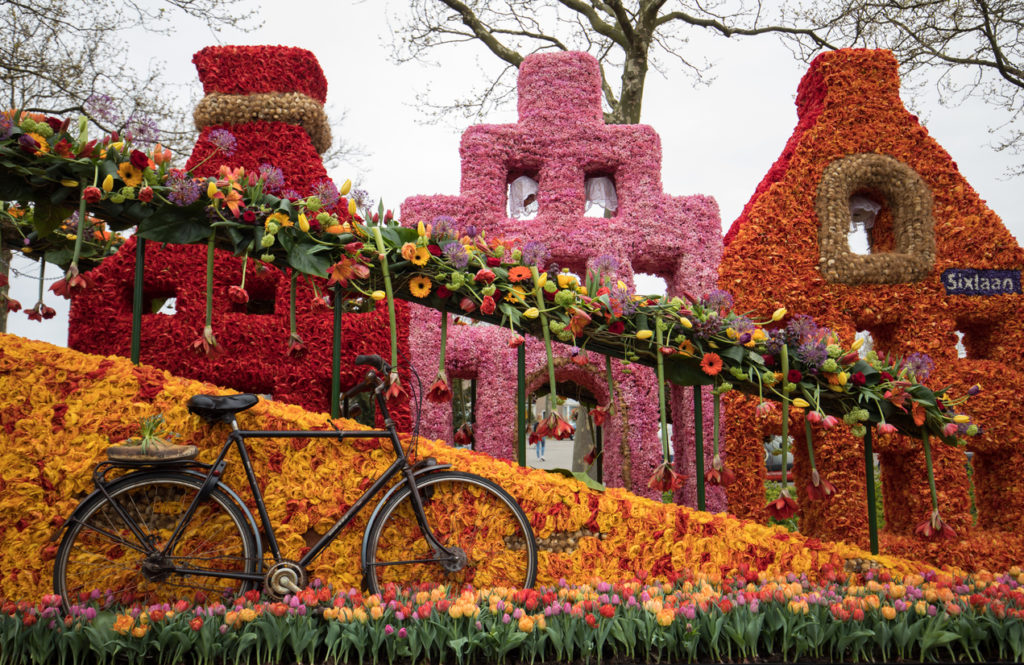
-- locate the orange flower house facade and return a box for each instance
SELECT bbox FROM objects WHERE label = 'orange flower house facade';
[719,48,1024,569]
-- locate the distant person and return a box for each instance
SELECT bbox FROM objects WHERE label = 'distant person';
[530,417,546,461]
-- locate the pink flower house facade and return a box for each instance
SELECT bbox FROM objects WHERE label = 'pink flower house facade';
[401,52,723,503]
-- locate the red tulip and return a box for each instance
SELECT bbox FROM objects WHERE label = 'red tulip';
[806,468,837,501]
[648,462,685,492]
[590,405,609,426]
[426,373,453,403]
[915,510,956,541]
[766,490,799,520]
[704,454,736,487]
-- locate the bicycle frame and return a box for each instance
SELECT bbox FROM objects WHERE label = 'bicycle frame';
[130,384,458,584]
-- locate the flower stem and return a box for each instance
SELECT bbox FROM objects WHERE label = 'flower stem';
[713,392,720,458]
[289,270,298,338]
[438,309,448,369]
[36,259,44,302]
[922,429,939,512]
[780,344,790,490]
[655,323,670,465]
[239,252,248,290]
[804,417,817,471]
[204,234,214,329]
[605,354,615,412]
[69,186,88,277]
[531,267,558,404]
[372,227,399,369]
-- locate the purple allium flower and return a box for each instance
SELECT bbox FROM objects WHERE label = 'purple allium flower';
[0,115,13,140]
[280,188,300,201]
[85,93,121,125]
[693,314,724,341]
[166,170,202,206]
[443,242,470,269]
[521,240,550,267]
[795,341,829,372]
[903,351,934,382]
[350,187,372,210]
[125,113,159,146]
[701,289,734,312]
[259,164,285,194]
[610,283,636,317]
[785,314,820,346]
[312,179,340,209]
[208,128,236,156]
[591,254,620,277]
[431,215,459,241]
[730,315,754,334]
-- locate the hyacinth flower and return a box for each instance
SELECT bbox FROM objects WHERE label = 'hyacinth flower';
[916,429,957,541]
[803,419,837,501]
[427,311,452,403]
[705,391,736,487]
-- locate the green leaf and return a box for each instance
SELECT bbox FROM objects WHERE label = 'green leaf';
[138,206,212,244]
[664,357,715,386]
[547,467,605,492]
[31,198,70,236]
[287,243,331,277]
[719,345,746,364]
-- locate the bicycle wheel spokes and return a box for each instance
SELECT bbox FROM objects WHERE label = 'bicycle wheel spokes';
[57,476,257,608]
[367,473,537,591]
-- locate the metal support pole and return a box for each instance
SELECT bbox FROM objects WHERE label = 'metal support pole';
[693,384,705,510]
[517,343,526,466]
[130,237,145,365]
[864,427,879,555]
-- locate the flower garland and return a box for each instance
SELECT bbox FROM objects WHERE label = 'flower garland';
[0,333,947,602]
[719,48,1024,563]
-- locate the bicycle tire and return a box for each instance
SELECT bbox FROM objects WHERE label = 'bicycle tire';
[363,471,538,593]
[54,472,260,609]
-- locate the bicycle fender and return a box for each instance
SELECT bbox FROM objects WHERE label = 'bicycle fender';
[358,463,452,566]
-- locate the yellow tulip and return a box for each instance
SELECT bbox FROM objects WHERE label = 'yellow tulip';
[61,179,78,188]
[523,307,539,319]
[348,199,358,217]
[339,179,352,195]
[836,371,848,386]
[102,174,114,192]
[535,272,547,289]
[679,317,693,328]
[206,181,218,198]
[636,329,653,340]
[771,307,787,321]
[850,337,864,351]
[371,291,386,301]
[417,221,427,237]
[791,398,810,408]
[298,213,310,232]
[953,414,970,423]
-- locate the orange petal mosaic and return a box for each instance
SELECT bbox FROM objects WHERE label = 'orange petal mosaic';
[0,333,929,601]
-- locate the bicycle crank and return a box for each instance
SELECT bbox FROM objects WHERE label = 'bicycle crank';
[265,560,308,599]
[438,545,468,573]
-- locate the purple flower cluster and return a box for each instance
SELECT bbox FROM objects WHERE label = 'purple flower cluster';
[311,179,340,209]
[125,113,159,146]
[442,242,470,269]
[521,240,550,268]
[795,341,829,373]
[166,170,202,206]
[208,128,237,156]
[701,289,734,312]
[259,164,285,194]
[692,314,724,341]
[432,216,460,242]
[84,93,122,126]
[903,352,935,382]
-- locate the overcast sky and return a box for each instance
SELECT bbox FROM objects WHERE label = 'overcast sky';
[7,1,1022,346]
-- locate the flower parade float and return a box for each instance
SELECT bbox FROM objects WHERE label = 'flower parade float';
[719,48,1024,570]
[400,51,723,505]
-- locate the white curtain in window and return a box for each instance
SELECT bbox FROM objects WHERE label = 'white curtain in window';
[509,175,539,218]
[585,176,618,214]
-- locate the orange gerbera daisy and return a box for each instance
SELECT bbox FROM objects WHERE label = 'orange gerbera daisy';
[508,266,532,282]
[700,352,723,376]
[409,275,431,298]
[411,246,431,266]
[117,162,143,187]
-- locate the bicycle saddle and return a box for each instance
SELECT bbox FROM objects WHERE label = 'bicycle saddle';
[187,393,259,424]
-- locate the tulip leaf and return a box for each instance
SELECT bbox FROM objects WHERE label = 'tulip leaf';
[138,207,212,244]
[719,345,746,364]
[664,357,715,386]
[287,242,330,277]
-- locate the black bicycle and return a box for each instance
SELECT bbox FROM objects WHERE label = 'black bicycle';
[53,354,538,608]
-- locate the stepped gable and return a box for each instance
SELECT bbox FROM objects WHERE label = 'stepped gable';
[401,51,723,505]
[69,46,409,424]
[720,48,1024,564]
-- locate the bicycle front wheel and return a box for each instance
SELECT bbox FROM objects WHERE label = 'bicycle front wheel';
[363,471,538,593]
[54,472,260,608]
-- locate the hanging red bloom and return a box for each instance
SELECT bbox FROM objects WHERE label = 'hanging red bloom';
[459,297,476,313]
[766,490,799,520]
[704,454,736,487]
[3,297,22,313]
[453,422,474,446]
[191,325,219,357]
[535,411,574,440]
[648,462,685,492]
[228,285,250,305]
[590,404,609,426]
[287,332,306,358]
[50,264,94,299]
[473,268,496,284]
[806,468,837,501]
[568,307,592,336]
[583,446,598,466]
[915,509,957,541]
[385,370,405,403]
[480,295,496,315]
[507,334,525,348]
[426,372,453,403]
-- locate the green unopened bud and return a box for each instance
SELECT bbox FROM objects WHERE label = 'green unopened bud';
[549,321,566,334]
[511,249,522,262]
[827,344,842,358]
[556,329,574,342]
[261,234,275,248]
[762,371,777,385]
[317,212,331,224]
[822,358,839,373]
[119,186,136,199]
[554,290,575,307]
[305,196,322,212]
[783,382,797,393]
[966,424,978,436]
[850,424,867,437]
[543,281,558,294]
[669,297,684,310]
[265,221,280,235]
[713,382,733,395]
[109,194,126,204]
[260,253,275,263]
[729,367,746,380]
[448,272,465,290]
[481,284,496,297]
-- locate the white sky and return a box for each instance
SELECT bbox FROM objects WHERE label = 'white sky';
[7,0,1022,346]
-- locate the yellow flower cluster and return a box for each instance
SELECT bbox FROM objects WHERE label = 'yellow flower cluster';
[0,333,930,600]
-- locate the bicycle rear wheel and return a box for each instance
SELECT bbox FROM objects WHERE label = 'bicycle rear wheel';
[54,472,259,608]
[363,471,538,593]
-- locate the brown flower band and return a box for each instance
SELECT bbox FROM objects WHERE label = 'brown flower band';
[193,91,331,154]
[816,152,935,284]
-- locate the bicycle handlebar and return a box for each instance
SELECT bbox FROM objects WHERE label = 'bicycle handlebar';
[355,354,391,374]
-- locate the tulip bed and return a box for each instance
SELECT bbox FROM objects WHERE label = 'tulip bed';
[5,572,1024,665]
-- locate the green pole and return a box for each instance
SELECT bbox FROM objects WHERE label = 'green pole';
[864,426,879,555]
[693,384,705,510]
[331,285,342,419]
[517,342,526,467]
[130,237,145,365]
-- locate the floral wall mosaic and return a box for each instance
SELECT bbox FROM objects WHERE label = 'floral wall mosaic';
[401,52,723,504]
[719,48,1024,564]
[67,45,409,425]
[0,333,950,601]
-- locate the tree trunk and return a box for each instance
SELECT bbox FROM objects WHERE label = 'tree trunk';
[0,246,9,333]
